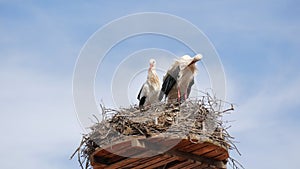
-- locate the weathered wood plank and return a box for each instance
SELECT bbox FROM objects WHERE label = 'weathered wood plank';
[179,142,210,152]
[122,155,159,168]
[172,139,192,149]
[168,160,194,169]
[102,141,131,156]
[213,152,229,161]
[192,145,218,156]
[184,161,202,168]
[109,146,150,164]
[90,137,229,169]
[143,156,179,169]
[132,155,170,169]
[103,157,141,169]
[166,149,226,168]
[91,148,110,161]
[160,138,182,148]
[198,163,209,168]
[93,164,107,169]
[203,147,226,158]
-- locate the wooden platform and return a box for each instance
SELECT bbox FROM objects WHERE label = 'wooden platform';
[90,136,228,169]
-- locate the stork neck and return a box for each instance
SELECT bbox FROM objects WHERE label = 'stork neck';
[148,66,156,72]
[147,67,157,79]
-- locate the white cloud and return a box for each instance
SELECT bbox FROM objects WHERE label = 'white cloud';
[224,65,300,168]
[227,68,300,132]
[1,1,300,169]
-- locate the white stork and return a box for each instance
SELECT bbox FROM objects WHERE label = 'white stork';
[159,54,203,103]
[137,59,161,109]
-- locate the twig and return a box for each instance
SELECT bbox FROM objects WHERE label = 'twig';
[71,93,243,169]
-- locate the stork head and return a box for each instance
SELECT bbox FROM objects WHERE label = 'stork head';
[188,54,203,66]
[194,54,203,61]
[149,58,156,69]
[181,55,192,60]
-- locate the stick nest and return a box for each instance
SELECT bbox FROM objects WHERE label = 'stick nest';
[71,94,244,169]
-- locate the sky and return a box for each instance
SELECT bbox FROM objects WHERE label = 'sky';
[1,0,300,168]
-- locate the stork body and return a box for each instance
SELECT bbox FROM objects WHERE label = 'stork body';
[159,54,202,103]
[137,59,161,109]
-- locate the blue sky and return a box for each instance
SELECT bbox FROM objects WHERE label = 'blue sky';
[1,0,300,168]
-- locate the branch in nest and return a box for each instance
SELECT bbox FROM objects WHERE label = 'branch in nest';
[71,94,242,169]
[229,157,245,169]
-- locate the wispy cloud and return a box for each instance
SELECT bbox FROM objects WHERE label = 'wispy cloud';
[225,57,300,168]
[1,1,300,169]
[0,64,81,168]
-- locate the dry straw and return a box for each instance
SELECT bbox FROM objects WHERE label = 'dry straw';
[71,93,244,169]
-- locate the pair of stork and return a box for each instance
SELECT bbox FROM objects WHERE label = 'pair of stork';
[137,54,203,109]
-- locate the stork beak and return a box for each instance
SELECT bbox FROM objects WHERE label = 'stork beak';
[188,54,203,66]
[194,54,203,61]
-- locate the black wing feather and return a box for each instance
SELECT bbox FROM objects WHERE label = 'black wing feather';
[139,96,146,106]
[159,66,180,101]
[137,84,144,100]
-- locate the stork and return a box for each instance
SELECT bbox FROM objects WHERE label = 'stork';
[137,59,161,109]
[159,54,202,103]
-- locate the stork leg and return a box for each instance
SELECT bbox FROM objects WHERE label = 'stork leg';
[177,87,181,102]
[184,90,188,107]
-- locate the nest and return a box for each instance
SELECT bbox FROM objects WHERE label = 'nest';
[71,94,244,169]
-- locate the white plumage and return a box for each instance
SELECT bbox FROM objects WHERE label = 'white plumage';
[159,54,203,103]
[137,59,161,109]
